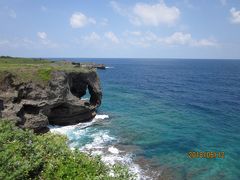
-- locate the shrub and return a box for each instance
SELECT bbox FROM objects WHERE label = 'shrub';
[0,120,135,180]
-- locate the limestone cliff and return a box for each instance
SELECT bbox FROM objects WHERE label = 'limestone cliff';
[0,70,102,133]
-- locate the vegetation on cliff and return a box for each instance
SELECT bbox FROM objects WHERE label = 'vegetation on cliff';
[0,56,103,132]
[0,120,135,179]
[0,57,134,179]
[0,56,94,85]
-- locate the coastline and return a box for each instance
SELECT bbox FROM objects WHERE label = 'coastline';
[1,57,240,179]
[49,113,173,180]
[0,57,103,133]
[0,57,139,179]
[49,114,151,179]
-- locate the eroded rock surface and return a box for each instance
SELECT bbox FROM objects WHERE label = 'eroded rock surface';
[0,70,102,133]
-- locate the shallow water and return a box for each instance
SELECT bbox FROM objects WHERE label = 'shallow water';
[51,59,240,179]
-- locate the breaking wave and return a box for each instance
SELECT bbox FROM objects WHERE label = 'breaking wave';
[49,114,149,179]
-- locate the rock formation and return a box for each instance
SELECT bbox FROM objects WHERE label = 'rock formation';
[72,62,106,69]
[0,70,102,133]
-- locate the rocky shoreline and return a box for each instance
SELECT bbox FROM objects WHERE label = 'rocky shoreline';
[0,58,104,133]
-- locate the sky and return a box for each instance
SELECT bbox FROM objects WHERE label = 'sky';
[0,0,240,59]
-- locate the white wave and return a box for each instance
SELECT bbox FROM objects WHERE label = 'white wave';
[81,98,89,101]
[75,119,96,129]
[105,66,114,69]
[95,114,109,120]
[48,124,76,135]
[80,130,115,151]
[79,131,147,180]
[101,148,144,180]
[48,114,148,179]
[49,114,109,134]
[108,146,119,154]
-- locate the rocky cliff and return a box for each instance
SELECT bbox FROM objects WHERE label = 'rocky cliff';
[0,70,102,133]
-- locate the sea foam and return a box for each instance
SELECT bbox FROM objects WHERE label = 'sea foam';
[49,114,148,180]
[49,114,109,134]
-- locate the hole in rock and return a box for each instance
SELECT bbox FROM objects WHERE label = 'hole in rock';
[81,88,91,101]
[69,75,88,99]
[68,75,93,102]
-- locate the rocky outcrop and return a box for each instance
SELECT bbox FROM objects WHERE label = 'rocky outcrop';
[72,62,106,69]
[0,70,102,133]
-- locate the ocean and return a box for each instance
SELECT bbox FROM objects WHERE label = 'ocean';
[50,59,240,180]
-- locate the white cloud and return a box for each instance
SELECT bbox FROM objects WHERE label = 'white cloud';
[161,32,192,45]
[36,32,59,48]
[132,2,180,26]
[126,31,218,47]
[83,32,101,41]
[77,32,120,45]
[191,39,218,47]
[70,12,96,28]
[77,31,217,48]
[37,32,47,40]
[230,8,240,24]
[161,32,218,47]
[110,1,180,26]
[104,32,120,44]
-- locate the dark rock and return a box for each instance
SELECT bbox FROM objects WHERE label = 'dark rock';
[72,62,80,66]
[93,64,106,70]
[0,70,102,133]
[71,62,106,70]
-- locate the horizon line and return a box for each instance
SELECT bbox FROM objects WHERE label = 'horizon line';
[1,56,240,60]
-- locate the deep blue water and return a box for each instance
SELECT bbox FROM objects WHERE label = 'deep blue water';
[53,59,240,179]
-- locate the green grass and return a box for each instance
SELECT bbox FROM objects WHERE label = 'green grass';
[37,68,52,82]
[0,57,94,85]
[0,120,136,179]
[0,56,50,64]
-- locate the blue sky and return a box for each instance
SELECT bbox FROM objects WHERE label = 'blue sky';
[0,0,240,59]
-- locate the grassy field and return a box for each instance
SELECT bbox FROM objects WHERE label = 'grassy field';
[0,56,94,85]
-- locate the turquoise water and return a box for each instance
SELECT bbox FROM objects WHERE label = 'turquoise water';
[51,59,240,179]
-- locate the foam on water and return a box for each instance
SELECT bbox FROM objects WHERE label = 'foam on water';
[81,98,89,101]
[95,114,109,119]
[79,131,147,179]
[49,114,149,179]
[80,130,114,150]
[49,114,109,134]
[108,146,119,154]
